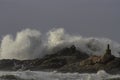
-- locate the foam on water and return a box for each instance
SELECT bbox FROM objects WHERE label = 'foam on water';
[0,70,119,80]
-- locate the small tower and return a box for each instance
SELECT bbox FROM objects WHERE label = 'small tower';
[105,44,111,55]
[70,45,76,53]
[101,44,115,63]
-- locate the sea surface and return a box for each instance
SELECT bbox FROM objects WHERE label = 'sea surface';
[0,70,120,80]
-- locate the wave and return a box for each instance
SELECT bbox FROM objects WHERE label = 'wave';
[0,70,120,80]
[0,28,120,60]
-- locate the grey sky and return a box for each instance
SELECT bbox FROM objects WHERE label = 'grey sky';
[0,0,120,42]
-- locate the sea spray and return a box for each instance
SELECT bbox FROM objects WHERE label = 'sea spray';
[0,70,119,80]
[0,28,120,60]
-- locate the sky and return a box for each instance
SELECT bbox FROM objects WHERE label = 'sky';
[0,0,120,42]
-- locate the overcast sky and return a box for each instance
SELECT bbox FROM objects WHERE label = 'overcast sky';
[0,0,120,42]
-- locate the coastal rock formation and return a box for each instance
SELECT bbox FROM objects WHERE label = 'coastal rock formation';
[59,44,120,74]
[39,45,89,69]
[80,44,115,66]
[100,44,115,63]
[0,45,89,71]
[0,44,120,74]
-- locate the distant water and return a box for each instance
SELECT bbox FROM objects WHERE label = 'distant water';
[0,70,120,80]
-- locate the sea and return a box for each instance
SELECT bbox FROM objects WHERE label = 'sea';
[0,70,120,80]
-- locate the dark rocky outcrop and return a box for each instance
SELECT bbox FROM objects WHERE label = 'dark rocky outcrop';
[0,44,120,74]
[100,44,115,63]
[58,44,120,74]
[0,45,89,71]
[36,45,89,70]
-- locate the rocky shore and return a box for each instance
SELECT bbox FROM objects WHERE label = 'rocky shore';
[0,44,120,74]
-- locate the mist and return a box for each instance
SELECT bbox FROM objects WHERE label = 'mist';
[0,28,120,60]
[0,29,42,59]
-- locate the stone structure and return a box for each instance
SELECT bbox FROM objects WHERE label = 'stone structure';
[105,44,111,55]
[70,45,76,53]
[101,44,115,63]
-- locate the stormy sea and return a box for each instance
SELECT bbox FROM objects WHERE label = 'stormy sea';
[0,70,120,80]
[0,28,120,80]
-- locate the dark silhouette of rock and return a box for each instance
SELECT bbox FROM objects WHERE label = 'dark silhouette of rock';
[0,44,120,74]
[39,45,89,69]
[70,45,76,53]
[79,44,115,66]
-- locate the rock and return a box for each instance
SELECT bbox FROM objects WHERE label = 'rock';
[80,55,101,66]
[39,45,89,69]
[0,44,119,74]
[40,57,67,69]
[100,44,115,63]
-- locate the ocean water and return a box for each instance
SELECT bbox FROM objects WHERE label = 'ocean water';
[0,70,120,80]
[0,28,120,80]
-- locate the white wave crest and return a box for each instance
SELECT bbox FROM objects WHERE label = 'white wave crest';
[0,28,120,60]
[0,70,119,80]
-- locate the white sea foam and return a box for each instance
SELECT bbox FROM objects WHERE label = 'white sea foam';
[0,28,120,60]
[0,70,119,80]
[0,29,42,60]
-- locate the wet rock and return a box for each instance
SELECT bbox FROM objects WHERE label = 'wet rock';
[0,45,119,74]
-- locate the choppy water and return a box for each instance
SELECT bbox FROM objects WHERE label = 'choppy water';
[0,70,120,80]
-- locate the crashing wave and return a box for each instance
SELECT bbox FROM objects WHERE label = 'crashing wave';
[0,28,120,60]
[0,70,120,80]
